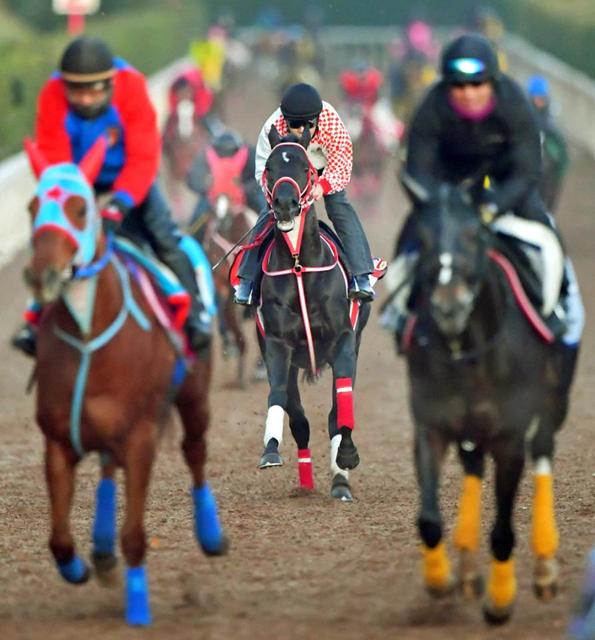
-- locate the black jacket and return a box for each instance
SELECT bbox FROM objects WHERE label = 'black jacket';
[402,74,542,215]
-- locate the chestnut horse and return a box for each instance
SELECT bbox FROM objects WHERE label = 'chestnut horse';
[23,139,228,626]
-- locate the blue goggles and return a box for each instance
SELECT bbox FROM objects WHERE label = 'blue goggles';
[447,57,486,76]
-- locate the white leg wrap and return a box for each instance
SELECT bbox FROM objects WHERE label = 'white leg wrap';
[330,434,349,480]
[264,405,284,447]
[492,214,564,316]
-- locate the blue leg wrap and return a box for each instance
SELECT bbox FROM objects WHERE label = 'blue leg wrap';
[126,565,152,626]
[192,483,224,554]
[57,555,88,584]
[92,478,117,555]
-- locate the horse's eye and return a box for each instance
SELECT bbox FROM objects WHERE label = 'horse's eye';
[64,195,87,230]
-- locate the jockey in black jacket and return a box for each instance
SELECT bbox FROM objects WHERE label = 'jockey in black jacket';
[383,33,582,381]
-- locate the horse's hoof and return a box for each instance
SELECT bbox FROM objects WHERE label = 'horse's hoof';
[459,573,484,600]
[336,429,360,470]
[92,552,119,586]
[259,451,283,468]
[482,602,514,626]
[58,556,91,585]
[533,557,559,602]
[330,474,353,502]
[201,532,230,557]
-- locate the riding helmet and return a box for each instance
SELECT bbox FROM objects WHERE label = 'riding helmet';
[440,33,499,85]
[60,36,115,84]
[212,131,243,157]
[280,83,323,120]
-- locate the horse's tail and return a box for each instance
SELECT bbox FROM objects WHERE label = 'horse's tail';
[301,364,327,385]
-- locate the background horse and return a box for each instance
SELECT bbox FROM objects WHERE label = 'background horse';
[253,127,372,501]
[23,139,227,626]
[193,190,263,387]
[400,184,576,624]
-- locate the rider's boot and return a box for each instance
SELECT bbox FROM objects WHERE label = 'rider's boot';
[348,274,375,302]
[11,322,37,358]
[233,278,254,306]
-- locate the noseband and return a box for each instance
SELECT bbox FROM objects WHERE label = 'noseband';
[262,142,318,216]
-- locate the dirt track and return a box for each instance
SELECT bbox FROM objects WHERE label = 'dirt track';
[1,72,594,640]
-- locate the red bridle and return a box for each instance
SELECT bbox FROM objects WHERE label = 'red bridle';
[262,142,319,215]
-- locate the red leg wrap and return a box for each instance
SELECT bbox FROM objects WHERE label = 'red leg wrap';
[297,448,314,490]
[336,377,354,430]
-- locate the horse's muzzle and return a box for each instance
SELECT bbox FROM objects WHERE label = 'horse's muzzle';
[24,264,69,304]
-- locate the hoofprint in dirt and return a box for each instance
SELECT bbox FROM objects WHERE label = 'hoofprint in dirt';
[0,75,594,640]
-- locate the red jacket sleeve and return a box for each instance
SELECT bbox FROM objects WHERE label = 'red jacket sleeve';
[35,78,73,163]
[111,70,160,206]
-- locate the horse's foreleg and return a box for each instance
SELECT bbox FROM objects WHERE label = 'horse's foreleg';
[259,339,292,469]
[330,332,359,471]
[224,295,247,388]
[177,370,229,557]
[529,422,560,602]
[121,424,155,626]
[286,365,313,489]
[454,445,485,600]
[92,457,118,580]
[483,445,524,625]
[45,439,90,584]
[415,428,454,597]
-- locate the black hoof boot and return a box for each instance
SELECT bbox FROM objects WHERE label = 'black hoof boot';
[330,474,353,502]
[336,427,360,470]
[259,438,283,468]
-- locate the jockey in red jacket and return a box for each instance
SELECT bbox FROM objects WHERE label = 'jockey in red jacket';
[12,36,211,358]
[339,63,384,108]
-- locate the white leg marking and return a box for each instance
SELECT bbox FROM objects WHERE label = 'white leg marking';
[535,456,552,476]
[330,434,348,480]
[264,405,285,446]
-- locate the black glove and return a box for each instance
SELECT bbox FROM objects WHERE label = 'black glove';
[101,197,129,236]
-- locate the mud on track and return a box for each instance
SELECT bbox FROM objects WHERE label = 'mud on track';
[1,73,594,640]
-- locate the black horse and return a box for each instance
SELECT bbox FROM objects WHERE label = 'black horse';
[400,185,576,624]
[255,127,372,501]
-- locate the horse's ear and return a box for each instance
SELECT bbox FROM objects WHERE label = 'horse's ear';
[268,124,281,149]
[299,127,311,149]
[23,138,49,178]
[79,136,107,184]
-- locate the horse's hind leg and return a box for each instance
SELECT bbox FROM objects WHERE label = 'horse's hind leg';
[177,369,228,556]
[120,424,155,626]
[454,445,485,599]
[286,365,313,489]
[45,439,90,584]
[483,443,525,625]
[529,420,560,602]
[328,397,353,502]
[330,332,360,471]
[415,428,454,597]
[92,457,118,583]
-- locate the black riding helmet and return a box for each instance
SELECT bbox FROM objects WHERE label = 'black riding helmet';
[60,37,115,119]
[441,33,499,85]
[212,131,243,157]
[280,83,323,121]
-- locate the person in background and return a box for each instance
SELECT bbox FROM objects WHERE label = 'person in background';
[186,130,266,241]
[527,75,570,214]
[11,36,211,357]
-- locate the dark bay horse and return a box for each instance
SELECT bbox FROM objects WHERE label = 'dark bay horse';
[400,184,576,624]
[192,187,261,388]
[253,127,372,501]
[23,140,228,626]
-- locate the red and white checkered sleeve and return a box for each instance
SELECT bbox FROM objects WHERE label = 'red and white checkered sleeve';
[317,105,353,194]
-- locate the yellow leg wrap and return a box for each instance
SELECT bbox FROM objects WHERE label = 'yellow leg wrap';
[422,542,451,589]
[454,475,482,551]
[488,558,517,609]
[531,474,559,558]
